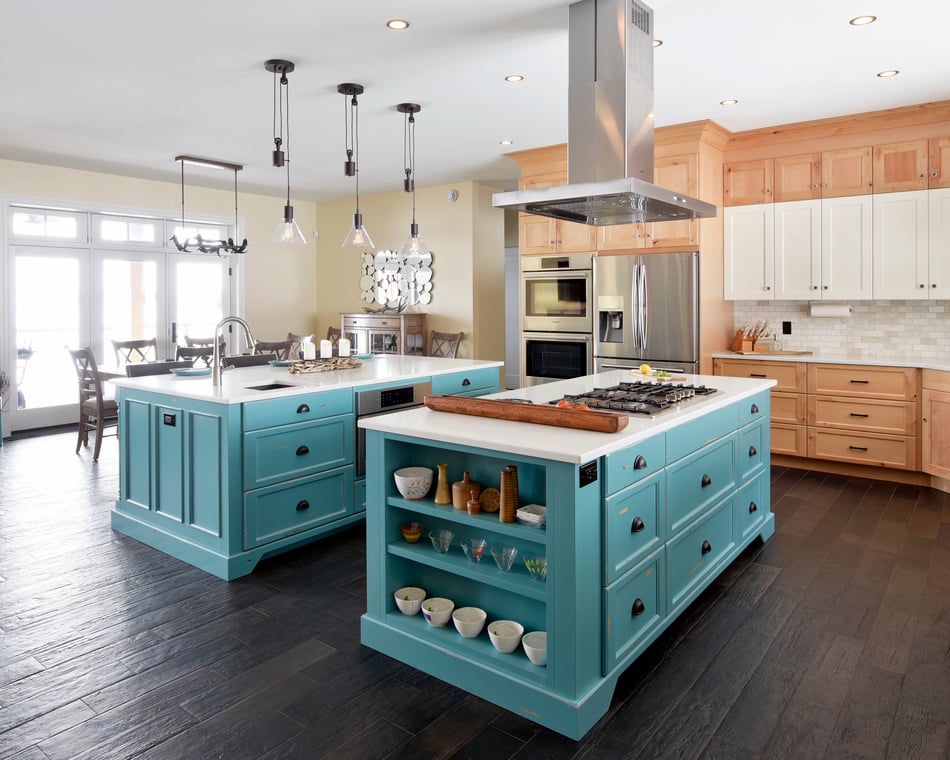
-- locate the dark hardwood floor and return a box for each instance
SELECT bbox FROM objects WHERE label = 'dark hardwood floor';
[1,430,948,759]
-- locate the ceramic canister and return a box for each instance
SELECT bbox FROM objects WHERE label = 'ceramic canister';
[452,471,481,509]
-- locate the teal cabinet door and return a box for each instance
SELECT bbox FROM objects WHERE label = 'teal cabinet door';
[603,470,665,585]
[667,496,736,611]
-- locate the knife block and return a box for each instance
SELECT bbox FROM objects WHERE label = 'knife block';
[730,330,753,352]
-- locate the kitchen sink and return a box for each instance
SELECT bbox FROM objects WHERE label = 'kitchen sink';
[245,382,296,391]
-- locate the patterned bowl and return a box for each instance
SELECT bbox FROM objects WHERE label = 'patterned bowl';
[393,467,433,500]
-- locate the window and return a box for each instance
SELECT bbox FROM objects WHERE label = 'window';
[92,214,163,246]
[10,208,86,241]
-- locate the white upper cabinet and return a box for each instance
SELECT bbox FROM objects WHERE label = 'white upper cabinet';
[774,200,821,300]
[928,188,950,298]
[724,204,774,299]
[821,195,873,300]
[873,190,930,299]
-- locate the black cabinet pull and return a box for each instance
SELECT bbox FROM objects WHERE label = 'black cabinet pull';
[296,403,310,414]
[749,445,757,457]
[849,445,868,452]
[750,373,767,378]
[631,599,646,617]
[631,516,645,533]
[751,403,759,414]
[701,474,712,487]
[849,379,869,384]
[633,455,647,470]
[850,412,869,418]
[296,445,309,456]
[749,501,758,514]
[462,378,471,386]
[701,540,712,555]
[296,500,310,511]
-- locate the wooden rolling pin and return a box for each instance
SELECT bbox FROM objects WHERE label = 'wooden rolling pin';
[423,394,629,433]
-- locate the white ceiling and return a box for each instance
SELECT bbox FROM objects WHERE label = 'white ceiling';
[1,0,948,202]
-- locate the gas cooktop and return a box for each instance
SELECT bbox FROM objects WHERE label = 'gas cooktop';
[549,381,719,416]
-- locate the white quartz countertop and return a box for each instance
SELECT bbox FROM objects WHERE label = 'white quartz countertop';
[712,350,950,371]
[110,356,502,403]
[359,370,775,464]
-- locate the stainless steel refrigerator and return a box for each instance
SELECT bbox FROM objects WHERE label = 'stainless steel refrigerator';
[593,252,699,374]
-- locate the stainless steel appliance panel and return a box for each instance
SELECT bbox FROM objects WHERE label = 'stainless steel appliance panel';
[521,253,593,333]
[355,381,431,475]
[522,331,593,387]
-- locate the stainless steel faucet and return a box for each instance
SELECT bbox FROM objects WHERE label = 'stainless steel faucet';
[212,316,257,386]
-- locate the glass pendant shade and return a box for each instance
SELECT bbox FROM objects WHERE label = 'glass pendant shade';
[342,212,375,249]
[399,222,431,258]
[273,205,307,245]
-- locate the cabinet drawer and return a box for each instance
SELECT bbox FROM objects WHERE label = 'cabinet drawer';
[603,471,664,585]
[243,388,353,431]
[738,420,768,482]
[430,367,499,396]
[714,359,806,393]
[344,315,401,330]
[738,390,771,426]
[772,392,806,424]
[666,433,737,535]
[604,433,666,494]
[772,424,807,456]
[666,404,738,462]
[807,395,917,436]
[807,428,917,470]
[807,364,917,401]
[244,416,354,489]
[244,466,354,549]
[922,369,950,393]
[603,549,665,673]
[736,474,767,543]
[668,496,736,611]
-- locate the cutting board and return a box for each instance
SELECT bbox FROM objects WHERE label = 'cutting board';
[423,394,629,433]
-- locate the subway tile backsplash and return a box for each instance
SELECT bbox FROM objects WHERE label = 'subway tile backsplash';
[732,301,950,362]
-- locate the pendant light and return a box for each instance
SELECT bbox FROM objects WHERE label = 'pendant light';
[339,83,374,250]
[170,155,248,255]
[266,59,306,245]
[396,102,430,259]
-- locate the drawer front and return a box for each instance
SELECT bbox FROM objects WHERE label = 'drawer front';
[605,433,666,494]
[738,390,771,426]
[922,369,950,393]
[771,424,807,456]
[604,471,665,585]
[714,359,806,393]
[736,474,767,543]
[668,496,736,611]
[430,367,500,396]
[666,433,737,536]
[807,364,917,401]
[807,428,917,470]
[738,419,768,482]
[344,315,401,330]
[807,395,917,436]
[603,549,665,673]
[244,416,354,488]
[666,404,738,462]
[244,466,354,549]
[243,388,353,431]
[354,477,366,513]
[772,392,807,424]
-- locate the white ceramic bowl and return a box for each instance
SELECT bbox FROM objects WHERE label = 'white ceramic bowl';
[394,586,426,615]
[522,631,548,666]
[394,467,434,500]
[421,597,455,627]
[452,606,487,638]
[487,620,524,653]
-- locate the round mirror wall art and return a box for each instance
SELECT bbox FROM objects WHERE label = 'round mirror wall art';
[359,249,434,311]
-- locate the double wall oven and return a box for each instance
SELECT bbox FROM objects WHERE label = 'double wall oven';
[521,253,594,386]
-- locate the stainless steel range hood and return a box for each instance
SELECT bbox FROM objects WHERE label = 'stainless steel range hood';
[493,0,716,226]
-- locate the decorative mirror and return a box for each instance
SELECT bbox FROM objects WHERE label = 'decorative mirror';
[359,249,433,311]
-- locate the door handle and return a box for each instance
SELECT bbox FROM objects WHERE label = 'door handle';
[631,516,645,533]
[171,321,177,343]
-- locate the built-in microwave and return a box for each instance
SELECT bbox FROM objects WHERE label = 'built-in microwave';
[522,331,593,387]
[521,253,593,333]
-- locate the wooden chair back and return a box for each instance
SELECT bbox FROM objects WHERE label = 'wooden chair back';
[125,360,194,377]
[429,330,464,358]
[287,332,313,359]
[222,353,277,368]
[176,345,217,368]
[111,337,158,364]
[67,347,118,461]
[184,335,216,346]
[254,340,293,361]
[326,326,342,347]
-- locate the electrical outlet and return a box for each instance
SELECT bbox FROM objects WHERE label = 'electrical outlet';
[782,321,792,335]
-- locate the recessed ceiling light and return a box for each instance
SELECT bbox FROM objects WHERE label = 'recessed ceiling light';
[876,69,900,78]
[849,15,877,26]
[720,99,738,106]
[386,18,409,30]
[653,39,663,48]
[499,139,514,146]
[504,74,524,83]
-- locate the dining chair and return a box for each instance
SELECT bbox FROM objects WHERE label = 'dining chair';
[222,353,277,368]
[326,326,342,347]
[125,360,194,377]
[184,335,215,347]
[111,337,158,365]
[429,330,464,358]
[287,332,313,359]
[175,345,216,368]
[254,340,293,360]
[68,347,119,462]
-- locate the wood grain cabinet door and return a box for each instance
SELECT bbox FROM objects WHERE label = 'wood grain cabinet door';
[773,153,821,202]
[929,137,950,189]
[723,159,773,206]
[873,140,929,193]
[821,147,873,197]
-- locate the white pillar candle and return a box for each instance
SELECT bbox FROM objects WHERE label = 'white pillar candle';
[338,338,350,357]
[320,339,332,359]
[303,341,316,360]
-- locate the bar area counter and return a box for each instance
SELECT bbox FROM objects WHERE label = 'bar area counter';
[359,371,775,740]
[110,356,501,580]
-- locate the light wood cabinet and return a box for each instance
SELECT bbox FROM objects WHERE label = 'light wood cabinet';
[873,140,929,193]
[520,214,596,255]
[922,369,950,479]
[341,312,427,356]
[821,147,873,197]
[929,137,950,189]
[807,363,917,401]
[723,159,772,206]
[773,154,821,202]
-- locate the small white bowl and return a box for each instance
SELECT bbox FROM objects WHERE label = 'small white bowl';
[394,467,434,500]
[487,620,524,653]
[452,607,487,638]
[394,586,426,616]
[522,631,547,666]
[421,597,455,627]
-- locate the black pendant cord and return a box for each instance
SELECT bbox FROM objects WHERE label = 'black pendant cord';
[404,110,416,225]
[351,95,361,214]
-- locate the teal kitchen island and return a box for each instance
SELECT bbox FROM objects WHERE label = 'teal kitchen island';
[110,356,500,580]
[359,371,775,740]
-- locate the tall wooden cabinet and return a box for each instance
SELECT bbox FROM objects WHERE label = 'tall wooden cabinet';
[922,370,950,480]
[341,313,427,355]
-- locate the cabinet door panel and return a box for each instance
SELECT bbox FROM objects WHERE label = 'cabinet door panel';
[929,188,950,298]
[922,387,950,478]
[651,154,699,247]
[821,195,873,299]
[774,200,821,299]
[929,137,950,189]
[724,159,772,206]
[521,215,556,254]
[603,471,664,585]
[873,140,928,193]
[822,147,872,197]
[667,496,736,610]
[557,219,596,252]
[724,204,774,299]
[773,154,821,202]
[873,190,929,299]
[603,550,664,672]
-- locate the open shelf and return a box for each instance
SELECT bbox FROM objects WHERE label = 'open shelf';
[389,497,547,544]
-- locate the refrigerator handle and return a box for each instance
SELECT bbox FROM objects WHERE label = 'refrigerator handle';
[631,265,641,348]
[639,264,648,350]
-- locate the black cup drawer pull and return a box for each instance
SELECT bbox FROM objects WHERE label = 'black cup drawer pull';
[631,516,645,533]
[296,403,310,414]
[631,598,646,617]
[633,455,648,470]
[751,403,759,414]
[701,474,712,488]
[749,501,758,514]
[701,540,712,555]
[748,445,757,457]
[296,445,310,456]
[296,500,310,511]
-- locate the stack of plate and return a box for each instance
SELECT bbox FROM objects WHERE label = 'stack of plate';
[515,504,546,528]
